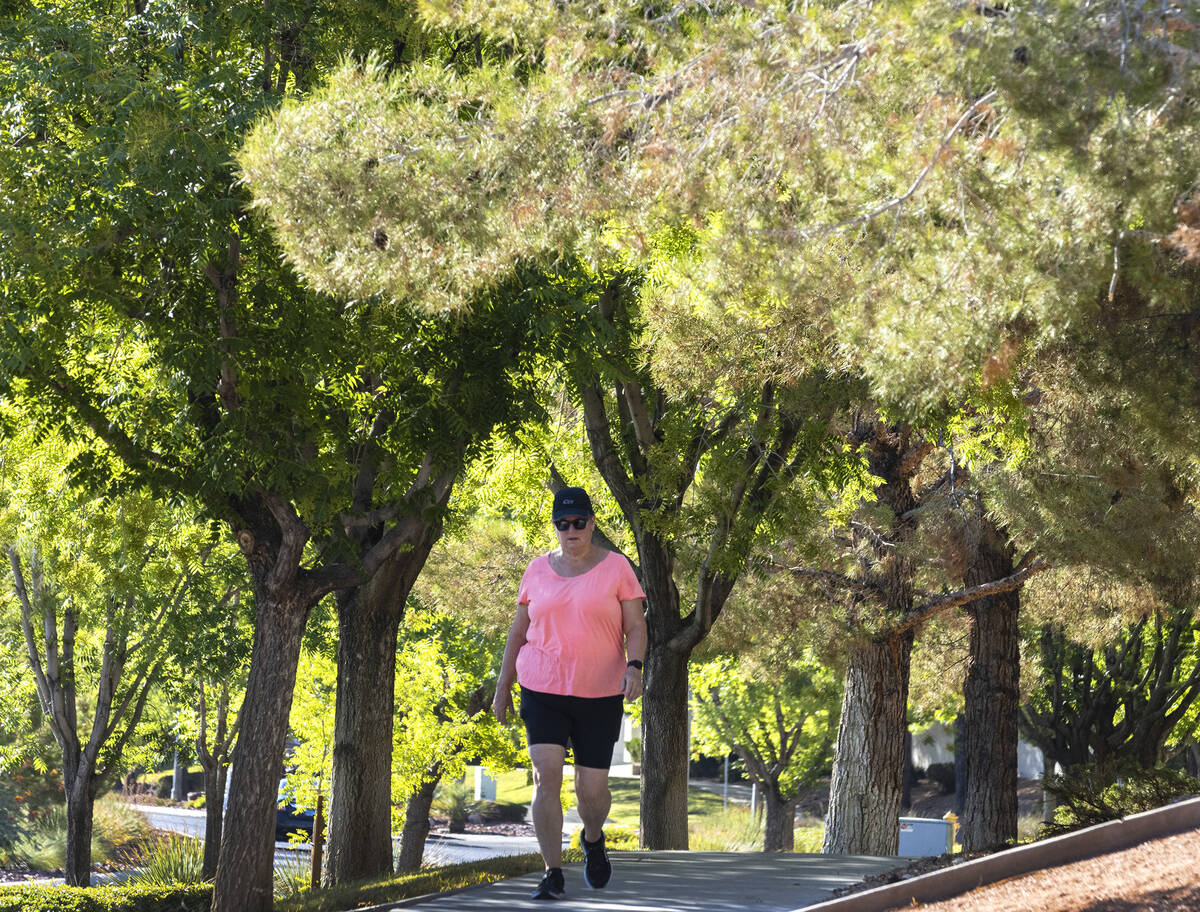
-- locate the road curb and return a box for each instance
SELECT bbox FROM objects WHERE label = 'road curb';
[795,795,1200,912]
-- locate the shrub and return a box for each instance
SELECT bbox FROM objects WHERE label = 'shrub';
[568,823,639,851]
[925,762,956,794]
[10,798,151,873]
[625,737,642,764]
[274,850,311,901]
[1041,762,1200,837]
[0,883,211,911]
[91,799,151,865]
[432,781,472,834]
[0,785,26,864]
[472,799,526,824]
[126,834,205,888]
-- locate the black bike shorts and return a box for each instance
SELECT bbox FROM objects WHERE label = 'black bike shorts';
[519,686,625,770]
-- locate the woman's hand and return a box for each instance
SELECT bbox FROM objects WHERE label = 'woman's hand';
[493,687,515,725]
[622,665,643,701]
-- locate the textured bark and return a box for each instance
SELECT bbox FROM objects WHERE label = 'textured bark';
[395,773,440,873]
[326,529,441,885]
[762,784,796,852]
[202,764,228,881]
[212,591,311,912]
[63,775,95,887]
[640,638,691,850]
[824,421,922,856]
[633,529,689,851]
[960,521,1020,853]
[823,632,914,855]
[197,679,236,883]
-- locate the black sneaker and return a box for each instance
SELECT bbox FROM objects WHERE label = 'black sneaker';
[583,831,612,889]
[531,866,565,900]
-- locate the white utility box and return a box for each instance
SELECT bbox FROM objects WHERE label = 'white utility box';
[897,817,954,857]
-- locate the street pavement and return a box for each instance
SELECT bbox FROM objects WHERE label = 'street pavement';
[386,851,903,912]
[134,804,904,911]
[133,804,571,869]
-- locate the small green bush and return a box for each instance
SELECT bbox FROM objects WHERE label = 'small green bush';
[924,762,956,794]
[0,883,211,911]
[624,737,642,764]
[432,781,472,834]
[126,834,205,888]
[568,823,639,851]
[91,800,150,866]
[1041,762,1200,837]
[274,850,311,901]
[473,799,526,824]
[11,798,151,873]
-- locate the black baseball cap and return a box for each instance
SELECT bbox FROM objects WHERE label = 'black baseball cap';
[552,486,594,521]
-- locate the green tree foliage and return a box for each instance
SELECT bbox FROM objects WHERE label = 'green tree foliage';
[0,427,219,886]
[690,654,840,852]
[389,603,522,871]
[284,648,338,819]
[0,1,559,902]
[1021,584,1200,773]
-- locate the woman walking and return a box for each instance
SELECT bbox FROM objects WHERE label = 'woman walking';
[493,486,647,900]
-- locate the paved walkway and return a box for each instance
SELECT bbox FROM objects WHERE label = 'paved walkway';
[389,851,903,911]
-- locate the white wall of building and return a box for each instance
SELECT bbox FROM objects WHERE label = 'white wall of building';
[911,722,1045,780]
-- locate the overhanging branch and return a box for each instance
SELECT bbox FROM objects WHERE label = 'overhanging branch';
[900,557,1048,634]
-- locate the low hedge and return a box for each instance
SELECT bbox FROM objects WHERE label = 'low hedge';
[0,883,211,911]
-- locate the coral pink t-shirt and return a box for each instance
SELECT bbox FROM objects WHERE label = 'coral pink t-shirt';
[516,549,645,698]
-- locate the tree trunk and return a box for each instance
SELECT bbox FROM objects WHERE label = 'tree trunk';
[762,783,796,852]
[327,541,436,885]
[63,776,95,887]
[202,763,227,881]
[823,632,913,855]
[960,521,1020,853]
[395,774,440,874]
[953,713,966,818]
[640,643,691,850]
[212,592,311,912]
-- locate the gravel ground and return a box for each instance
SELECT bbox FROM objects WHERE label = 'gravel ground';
[890,827,1200,912]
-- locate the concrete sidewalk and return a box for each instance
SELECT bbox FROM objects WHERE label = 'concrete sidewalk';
[376,851,903,911]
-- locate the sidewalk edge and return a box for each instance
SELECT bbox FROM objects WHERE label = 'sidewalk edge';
[795,795,1200,912]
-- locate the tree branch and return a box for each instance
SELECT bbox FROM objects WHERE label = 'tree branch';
[778,562,874,596]
[263,492,311,597]
[899,557,1048,634]
[579,383,640,524]
[8,547,58,737]
[808,91,999,237]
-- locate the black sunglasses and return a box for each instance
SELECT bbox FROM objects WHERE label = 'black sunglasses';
[554,518,589,531]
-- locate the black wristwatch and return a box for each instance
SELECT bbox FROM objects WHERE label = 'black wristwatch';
[627,660,643,671]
